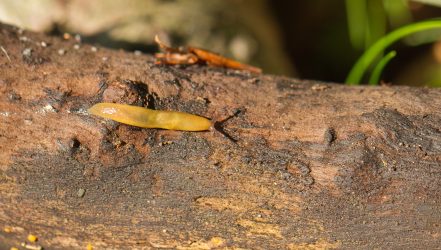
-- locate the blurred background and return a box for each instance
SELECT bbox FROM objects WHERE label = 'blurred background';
[1,0,441,86]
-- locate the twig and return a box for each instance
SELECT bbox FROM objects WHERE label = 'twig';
[213,109,244,143]
[1,45,11,62]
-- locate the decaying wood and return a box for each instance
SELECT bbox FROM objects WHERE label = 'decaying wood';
[1,23,441,249]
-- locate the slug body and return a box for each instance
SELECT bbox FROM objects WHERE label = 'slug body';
[88,103,212,131]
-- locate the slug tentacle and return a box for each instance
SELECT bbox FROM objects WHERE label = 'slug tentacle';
[88,103,212,131]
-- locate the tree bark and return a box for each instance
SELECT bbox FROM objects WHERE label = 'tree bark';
[1,23,440,249]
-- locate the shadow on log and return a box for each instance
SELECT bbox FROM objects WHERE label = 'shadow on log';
[1,23,440,249]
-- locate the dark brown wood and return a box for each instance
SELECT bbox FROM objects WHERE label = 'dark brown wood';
[1,23,440,249]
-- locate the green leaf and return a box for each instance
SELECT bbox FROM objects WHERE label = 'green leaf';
[346,19,441,85]
[368,50,396,85]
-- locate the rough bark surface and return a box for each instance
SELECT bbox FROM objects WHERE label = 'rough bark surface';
[1,23,441,249]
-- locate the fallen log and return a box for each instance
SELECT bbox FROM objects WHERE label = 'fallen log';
[1,23,440,249]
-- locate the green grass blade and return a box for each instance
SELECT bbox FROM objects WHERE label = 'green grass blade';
[368,50,396,85]
[345,0,368,49]
[346,19,441,85]
[383,0,411,27]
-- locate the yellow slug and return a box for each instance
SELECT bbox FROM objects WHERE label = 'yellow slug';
[88,103,212,131]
